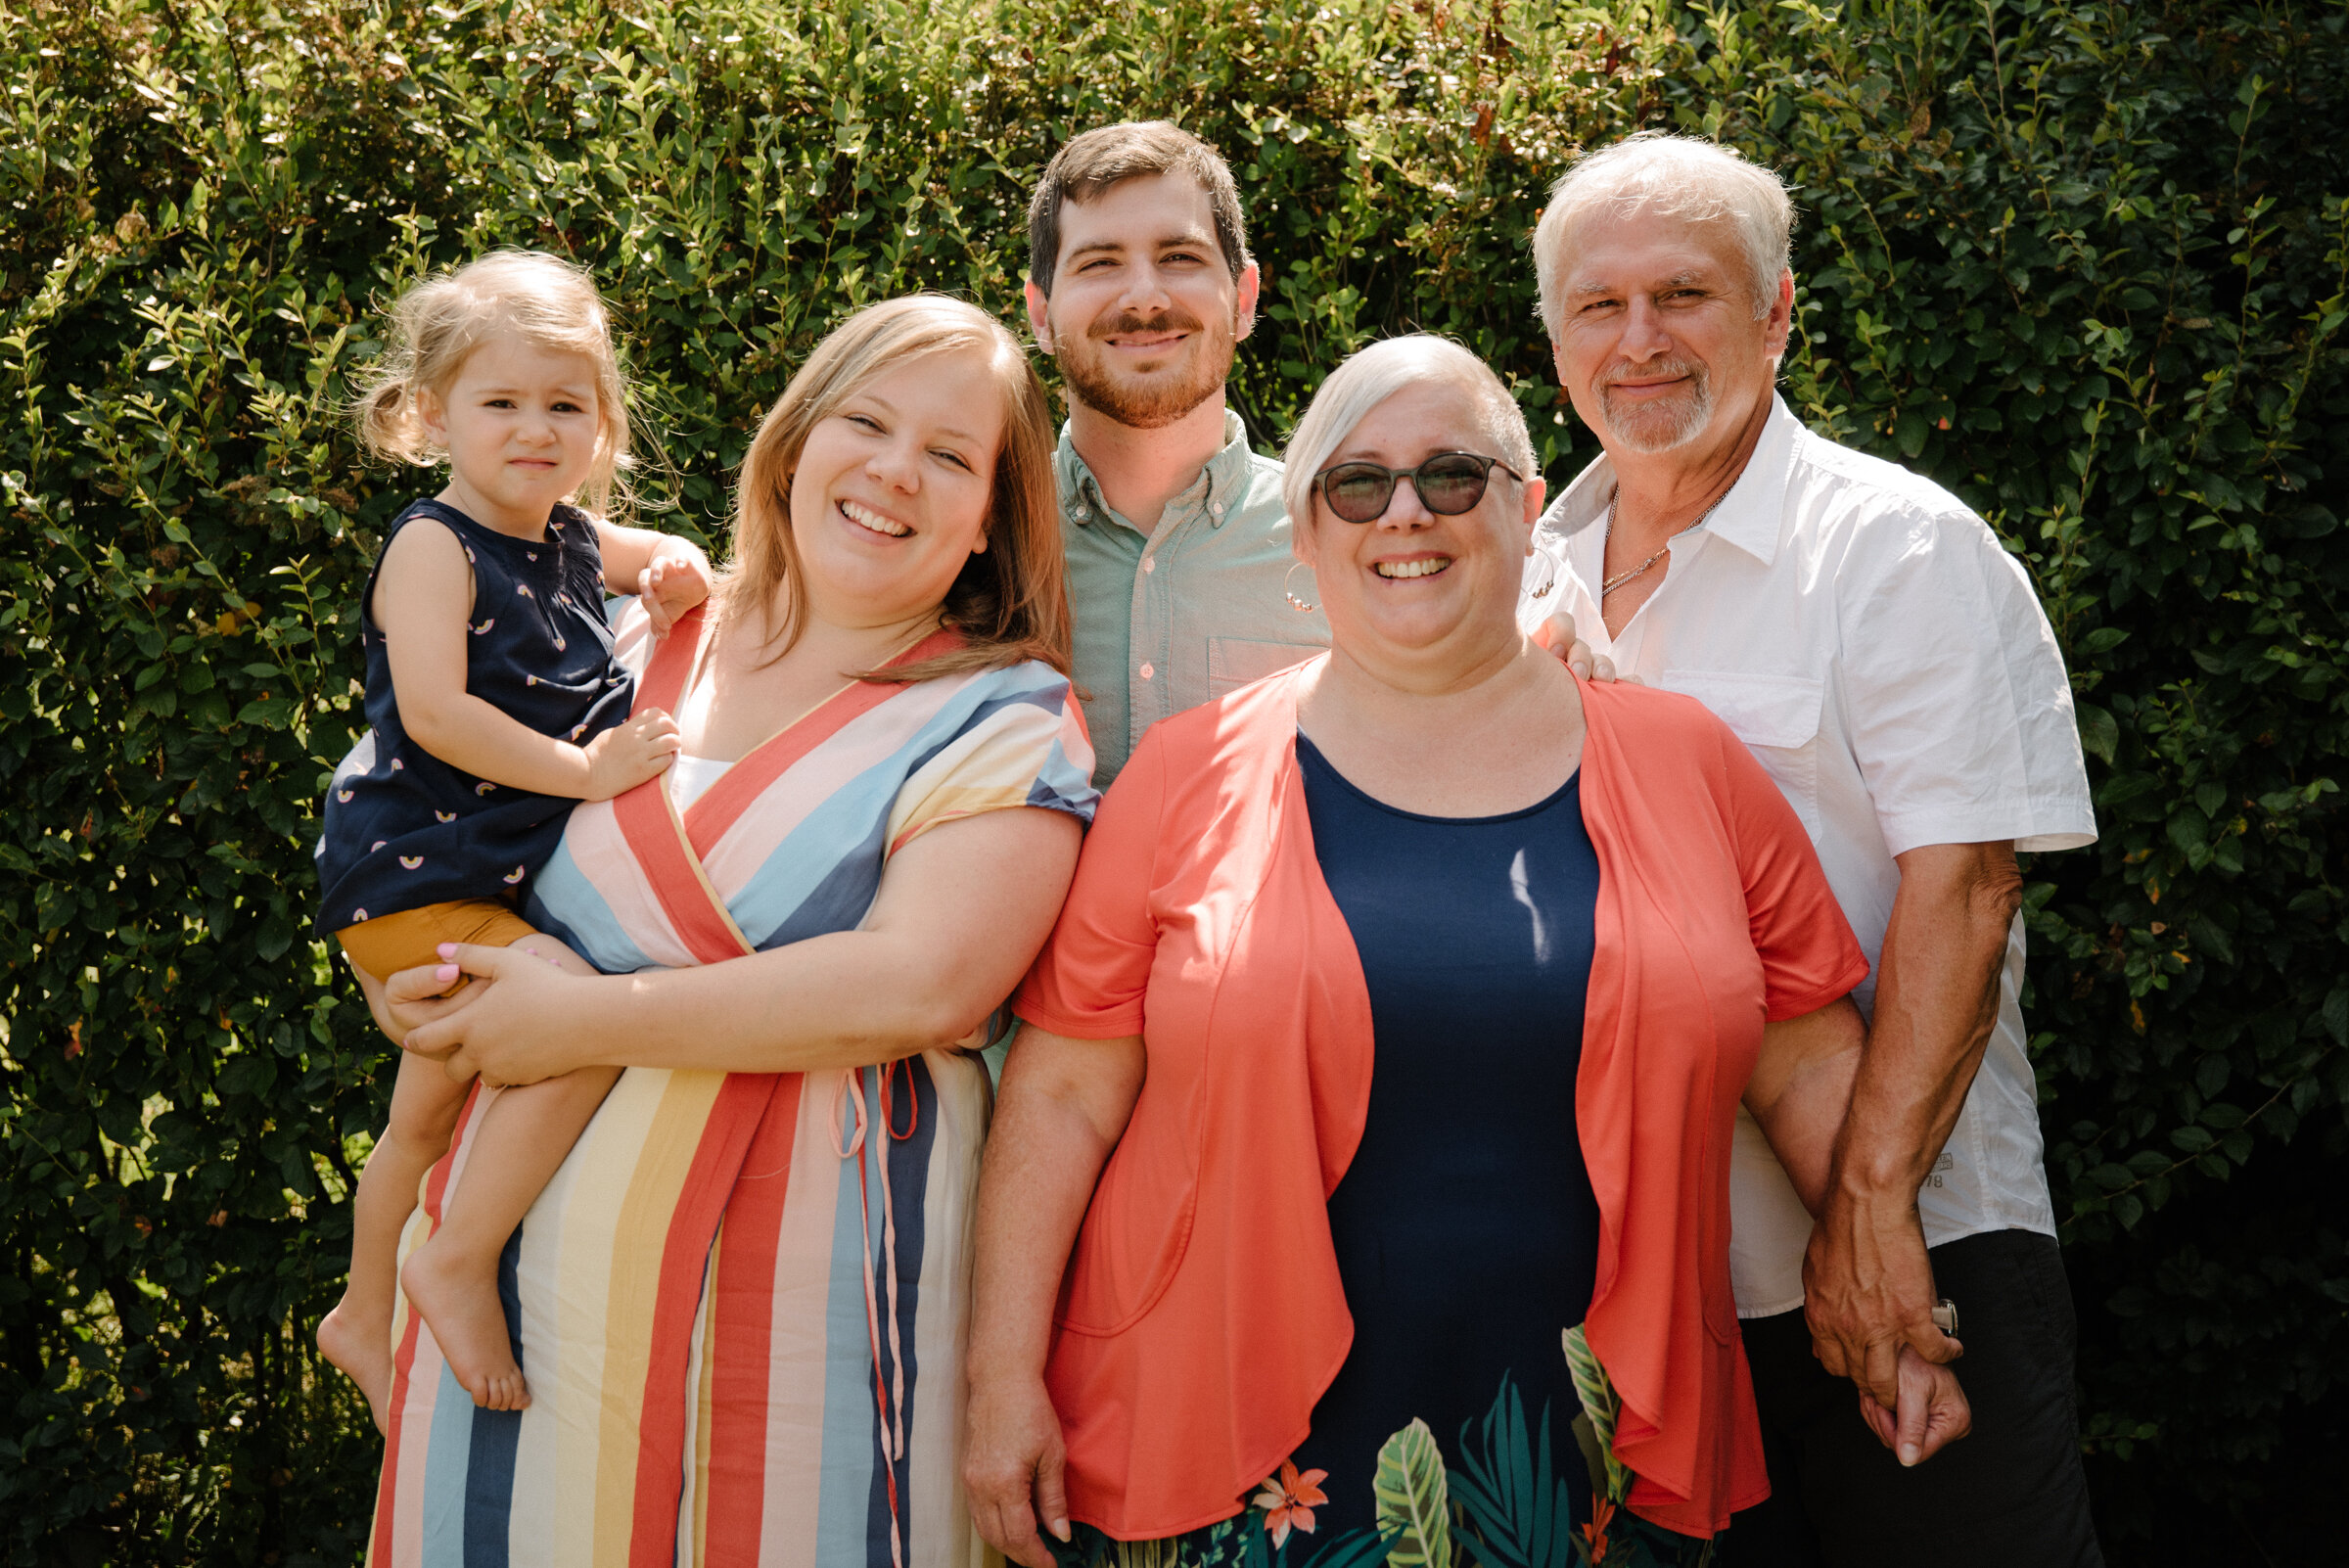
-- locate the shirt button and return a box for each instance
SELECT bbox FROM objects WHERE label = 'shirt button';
[1142,556,1156,574]
[1138,662,1155,681]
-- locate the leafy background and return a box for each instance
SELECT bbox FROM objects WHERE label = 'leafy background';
[1,0,2342,1562]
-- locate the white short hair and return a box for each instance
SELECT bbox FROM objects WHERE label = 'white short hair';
[1534,132,1795,341]
[1281,336,1537,529]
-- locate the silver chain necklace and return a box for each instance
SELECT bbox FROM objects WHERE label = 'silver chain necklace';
[1599,484,1731,599]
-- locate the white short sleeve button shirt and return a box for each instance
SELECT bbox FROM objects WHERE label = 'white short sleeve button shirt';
[1522,395,2097,1316]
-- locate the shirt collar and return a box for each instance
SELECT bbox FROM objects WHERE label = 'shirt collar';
[1538,393,1803,568]
[1057,408,1255,530]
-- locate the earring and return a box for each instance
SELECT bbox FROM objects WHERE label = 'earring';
[1526,543,1555,599]
[1283,561,1318,614]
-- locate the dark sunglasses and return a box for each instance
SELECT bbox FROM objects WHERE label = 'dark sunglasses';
[1313,451,1524,524]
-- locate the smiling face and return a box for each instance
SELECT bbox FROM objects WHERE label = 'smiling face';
[1025,171,1259,430]
[1295,378,1544,680]
[422,336,607,536]
[1549,208,1790,458]
[783,346,1006,631]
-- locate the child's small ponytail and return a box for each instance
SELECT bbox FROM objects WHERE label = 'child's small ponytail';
[354,359,433,468]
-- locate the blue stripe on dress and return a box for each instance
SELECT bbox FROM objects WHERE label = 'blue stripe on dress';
[815,1072,884,1565]
[863,1055,938,1559]
[525,842,657,975]
[461,1231,528,1566]
[420,1359,475,1567]
[728,796,897,950]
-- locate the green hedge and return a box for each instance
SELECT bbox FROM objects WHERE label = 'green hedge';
[1,0,2341,1561]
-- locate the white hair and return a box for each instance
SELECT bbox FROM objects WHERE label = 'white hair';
[1533,132,1795,341]
[1281,336,1537,529]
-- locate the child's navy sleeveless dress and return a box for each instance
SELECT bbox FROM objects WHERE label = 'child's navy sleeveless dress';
[313,498,634,936]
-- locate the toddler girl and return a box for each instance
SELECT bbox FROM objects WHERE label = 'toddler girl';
[313,251,709,1431]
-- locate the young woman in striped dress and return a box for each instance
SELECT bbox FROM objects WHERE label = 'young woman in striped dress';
[352,295,1097,1567]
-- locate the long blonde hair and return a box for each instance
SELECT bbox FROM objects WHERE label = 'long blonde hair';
[725,295,1070,683]
[352,250,637,519]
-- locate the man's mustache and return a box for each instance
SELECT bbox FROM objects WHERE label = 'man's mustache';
[1600,357,1707,390]
[1086,309,1207,342]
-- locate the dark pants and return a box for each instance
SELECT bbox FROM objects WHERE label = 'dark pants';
[1728,1228,2104,1568]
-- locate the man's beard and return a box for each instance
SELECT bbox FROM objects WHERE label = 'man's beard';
[1597,358,1715,453]
[1055,307,1236,430]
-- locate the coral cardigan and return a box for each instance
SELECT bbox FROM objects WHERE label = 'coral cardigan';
[1014,661,1868,1540]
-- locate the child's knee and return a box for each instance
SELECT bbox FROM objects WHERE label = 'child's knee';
[385,1083,466,1152]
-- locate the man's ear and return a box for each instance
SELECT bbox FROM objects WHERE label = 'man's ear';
[1024,277,1054,353]
[1764,268,1796,360]
[1234,259,1262,343]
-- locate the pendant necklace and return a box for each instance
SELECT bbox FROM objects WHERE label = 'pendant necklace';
[1600,484,1733,600]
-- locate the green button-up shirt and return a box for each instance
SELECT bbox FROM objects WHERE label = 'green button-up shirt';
[1057,410,1329,788]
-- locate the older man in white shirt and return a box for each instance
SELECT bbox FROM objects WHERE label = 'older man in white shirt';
[1522,134,2102,1565]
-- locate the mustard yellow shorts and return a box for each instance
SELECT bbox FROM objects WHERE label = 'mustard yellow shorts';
[334,898,537,986]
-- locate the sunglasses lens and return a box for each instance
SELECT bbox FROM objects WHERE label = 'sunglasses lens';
[1323,466,1394,523]
[1415,456,1490,514]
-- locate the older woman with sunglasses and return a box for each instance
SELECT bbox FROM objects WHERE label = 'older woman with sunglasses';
[963,337,1970,1567]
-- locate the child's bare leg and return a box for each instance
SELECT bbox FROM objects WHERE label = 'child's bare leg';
[398,934,617,1411]
[319,1046,469,1436]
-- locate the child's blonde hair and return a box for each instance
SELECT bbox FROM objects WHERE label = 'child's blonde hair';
[354,250,635,519]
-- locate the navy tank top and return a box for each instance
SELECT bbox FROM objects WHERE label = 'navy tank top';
[313,497,634,935]
[1291,731,1605,1537]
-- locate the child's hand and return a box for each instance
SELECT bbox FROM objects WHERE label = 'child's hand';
[637,538,714,636]
[579,708,681,801]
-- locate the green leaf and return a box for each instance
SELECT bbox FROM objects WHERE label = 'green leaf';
[1371,1418,1453,1568]
[1561,1324,1631,1503]
[1450,1374,1573,1568]
[2188,914,2234,966]
[2075,701,2118,764]
[2078,626,2131,656]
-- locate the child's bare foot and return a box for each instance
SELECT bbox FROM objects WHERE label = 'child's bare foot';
[317,1296,395,1436]
[400,1237,529,1411]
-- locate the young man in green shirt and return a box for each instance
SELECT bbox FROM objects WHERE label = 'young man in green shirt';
[1021,120,1326,786]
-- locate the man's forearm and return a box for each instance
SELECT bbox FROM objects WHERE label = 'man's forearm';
[1805,841,2021,1403]
[1832,841,2023,1201]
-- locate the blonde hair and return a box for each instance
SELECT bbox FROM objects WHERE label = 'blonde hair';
[725,295,1071,683]
[1281,336,1535,529]
[1534,132,1795,341]
[352,250,636,518]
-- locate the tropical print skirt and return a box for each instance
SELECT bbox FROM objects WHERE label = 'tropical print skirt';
[1047,1365,1717,1568]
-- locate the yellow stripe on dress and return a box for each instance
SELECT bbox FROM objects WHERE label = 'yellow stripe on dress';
[588,1066,730,1566]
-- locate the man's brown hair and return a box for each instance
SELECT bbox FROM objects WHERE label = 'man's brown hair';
[1026,120,1251,296]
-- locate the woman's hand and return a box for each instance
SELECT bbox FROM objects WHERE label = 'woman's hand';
[962,1027,1144,1568]
[1858,1342,1973,1467]
[964,1373,1073,1568]
[389,941,604,1087]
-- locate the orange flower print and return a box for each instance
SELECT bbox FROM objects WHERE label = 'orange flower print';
[1581,1495,1617,1564]
[1252,1459,1328,1549]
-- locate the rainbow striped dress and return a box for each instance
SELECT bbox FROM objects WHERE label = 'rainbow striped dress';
[366,605,1097,1568]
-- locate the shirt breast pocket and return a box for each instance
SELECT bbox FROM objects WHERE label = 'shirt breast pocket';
[1207,636,1319,698]
[1662,670,1825,839]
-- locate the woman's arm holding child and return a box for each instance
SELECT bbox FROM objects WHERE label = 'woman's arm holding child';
[376,519,678,801]
[594,521,713,636]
